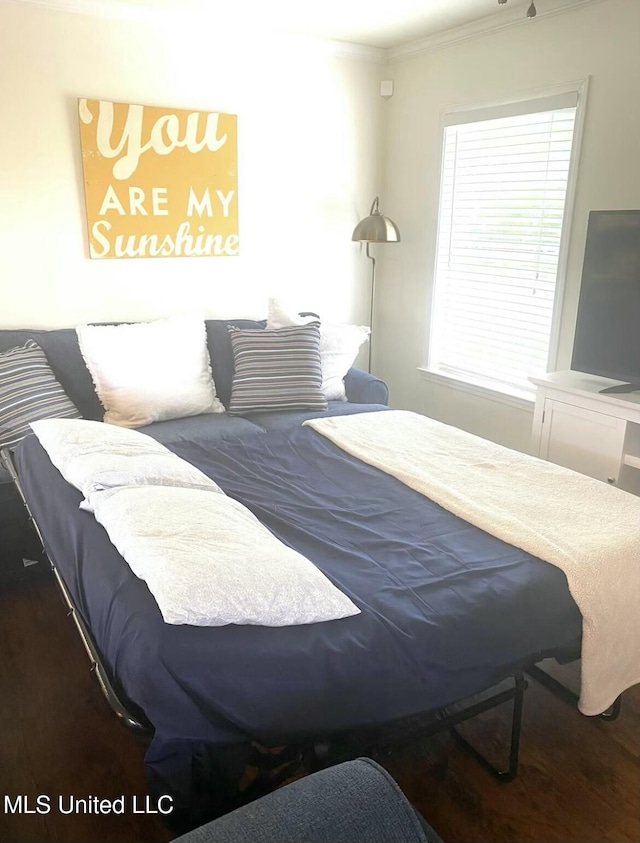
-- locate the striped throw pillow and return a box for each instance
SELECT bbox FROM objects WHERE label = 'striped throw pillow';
[228,324,328,415]
[0,341,81,448]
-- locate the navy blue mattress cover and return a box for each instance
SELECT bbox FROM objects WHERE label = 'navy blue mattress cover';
[15,425,582,784]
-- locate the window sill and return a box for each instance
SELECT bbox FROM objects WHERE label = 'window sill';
[417,368,535,412]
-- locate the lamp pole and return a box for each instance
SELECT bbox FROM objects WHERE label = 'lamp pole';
[366,243,376,373]
[351,197,401,375]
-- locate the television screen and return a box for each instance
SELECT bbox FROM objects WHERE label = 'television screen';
[571,210,640,391]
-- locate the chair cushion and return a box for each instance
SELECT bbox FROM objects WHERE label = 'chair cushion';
[138,412,263,447]
[243,402,389,432]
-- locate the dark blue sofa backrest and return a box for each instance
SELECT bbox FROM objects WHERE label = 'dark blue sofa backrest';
[0,328,102,420]
[0,319,267,419]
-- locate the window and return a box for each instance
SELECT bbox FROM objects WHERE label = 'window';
[428,90,583,401]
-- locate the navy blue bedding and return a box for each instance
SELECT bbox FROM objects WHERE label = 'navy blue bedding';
[14,425,582,802]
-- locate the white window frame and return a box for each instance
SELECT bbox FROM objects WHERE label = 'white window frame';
[420,78,590,409]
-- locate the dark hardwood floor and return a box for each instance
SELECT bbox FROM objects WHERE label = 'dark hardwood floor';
[1,563,639,843]
[0,564,173,843]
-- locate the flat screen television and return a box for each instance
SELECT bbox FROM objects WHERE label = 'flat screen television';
[571,210,640,394]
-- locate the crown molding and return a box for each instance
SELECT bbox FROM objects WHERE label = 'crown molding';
[3,0,387,62]
[3,0,609,65]
[321,40,388,64]
[387,0,610,64]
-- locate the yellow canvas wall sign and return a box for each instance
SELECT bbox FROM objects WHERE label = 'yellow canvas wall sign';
[78,98,239,259]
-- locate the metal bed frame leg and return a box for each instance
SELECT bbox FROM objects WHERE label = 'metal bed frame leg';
[448,673,527,782]
[525,663,622,722]
[1,447,152,736]
[309,673,528,783]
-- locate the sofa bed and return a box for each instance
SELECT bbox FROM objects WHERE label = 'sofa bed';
[0,315,388,516]
[1,314,638,832]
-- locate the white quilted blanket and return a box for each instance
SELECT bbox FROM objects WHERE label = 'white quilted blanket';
[305,410,640,716]
[30,418,360,628]
[87,485,360,627]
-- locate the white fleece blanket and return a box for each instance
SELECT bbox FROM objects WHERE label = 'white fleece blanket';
[305,410,640,716]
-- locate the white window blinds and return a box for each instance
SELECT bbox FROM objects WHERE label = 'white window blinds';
[429,93,578,399]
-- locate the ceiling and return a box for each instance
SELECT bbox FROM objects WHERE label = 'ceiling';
[12,0,595,50]
[113,0,535,48]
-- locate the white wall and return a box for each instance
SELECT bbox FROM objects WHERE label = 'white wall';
[2,0,637,447]
[378,0,640,451]
[0,2,384,328]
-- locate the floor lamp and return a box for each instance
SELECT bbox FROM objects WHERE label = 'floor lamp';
[352,197,401,372]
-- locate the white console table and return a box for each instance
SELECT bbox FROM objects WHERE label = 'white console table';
[530,371,640,496]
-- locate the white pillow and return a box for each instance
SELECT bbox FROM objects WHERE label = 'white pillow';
[30,418,222,509]
[266,298,316,330]
[318,323,370,401]
[88,484,361,627]
[266,298,370,401]
[76,317,225,427]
